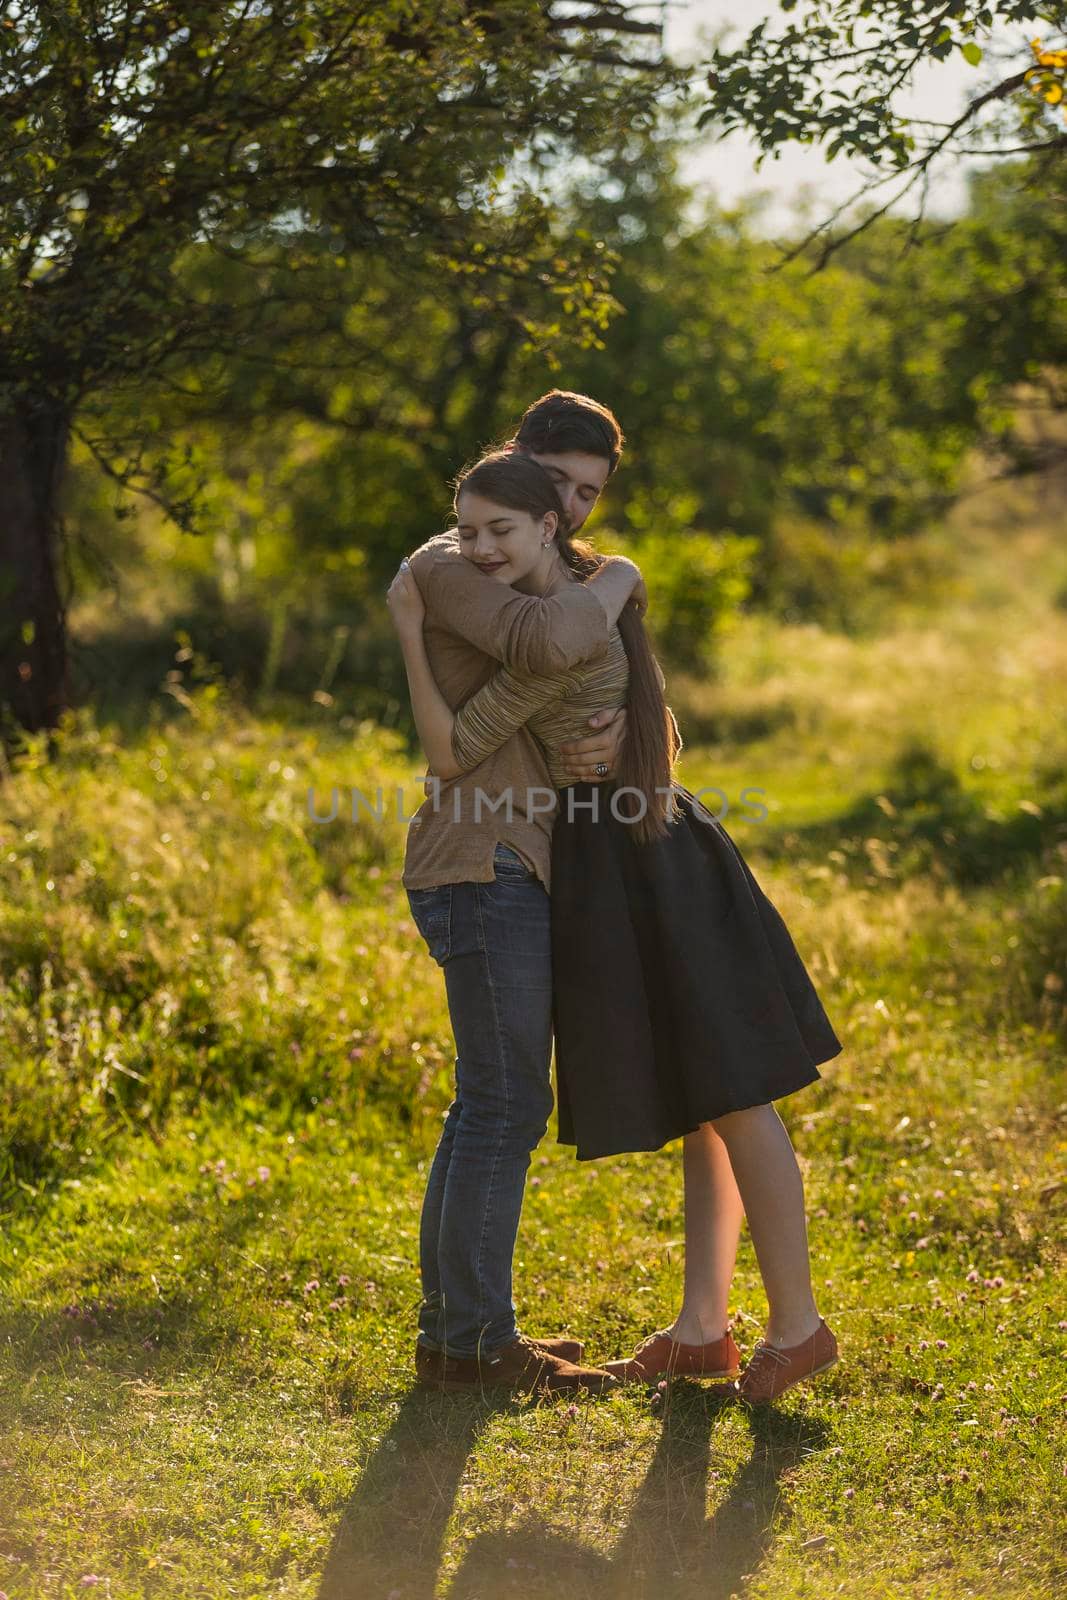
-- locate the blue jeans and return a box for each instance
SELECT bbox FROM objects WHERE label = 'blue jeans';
[405,842,554,1358]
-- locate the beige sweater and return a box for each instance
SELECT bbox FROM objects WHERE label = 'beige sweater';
[451,622,630,790]
[401,533,612,895]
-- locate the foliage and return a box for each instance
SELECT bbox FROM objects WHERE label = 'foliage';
[0,1,677,495]
[0,673,425,1201]
[698,0,1067,260]
[619,519,759,674]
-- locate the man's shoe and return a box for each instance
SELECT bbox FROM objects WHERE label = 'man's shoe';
[414,1333,620,1396]
[737,1318,839,1404]
[416,1332,583,1367]
[533,1333,584,1363]
[603,1326,742,1385]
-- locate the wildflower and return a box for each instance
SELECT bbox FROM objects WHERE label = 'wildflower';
[337,1274,351,1287]
[328,1298,345,1311]
[303,1279,320,1294]
[257,1166,271,1183]
[844,1487,855,1500]
[966,1269,980,1282]
[935,1339,948,1350]
[564,1404,578,1420]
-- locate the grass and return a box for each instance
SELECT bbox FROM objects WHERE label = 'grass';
[1,484,1065,1598]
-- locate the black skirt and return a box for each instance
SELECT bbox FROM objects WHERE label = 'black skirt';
[550,782,844,1161]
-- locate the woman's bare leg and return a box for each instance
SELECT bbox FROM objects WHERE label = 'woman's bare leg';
[712,1102,822,1347]
[665,1121,746,1345]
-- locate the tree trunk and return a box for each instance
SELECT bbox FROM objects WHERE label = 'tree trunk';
[0,406,71,742]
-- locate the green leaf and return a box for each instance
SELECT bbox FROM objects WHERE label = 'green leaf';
[961,42,983,67]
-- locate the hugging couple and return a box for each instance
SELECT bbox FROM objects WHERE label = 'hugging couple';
[385,390,844,1404]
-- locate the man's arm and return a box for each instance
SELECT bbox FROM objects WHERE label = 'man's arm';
[407,535,642,676]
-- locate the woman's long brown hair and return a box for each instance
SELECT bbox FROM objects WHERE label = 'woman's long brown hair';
[454,450,683,845]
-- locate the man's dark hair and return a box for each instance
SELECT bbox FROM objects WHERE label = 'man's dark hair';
[512,389,625,473]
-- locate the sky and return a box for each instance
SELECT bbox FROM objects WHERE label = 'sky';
[661,0,1029,233]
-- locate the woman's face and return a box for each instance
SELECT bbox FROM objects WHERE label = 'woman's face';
[454,491,557,584]
[524,449,610,534]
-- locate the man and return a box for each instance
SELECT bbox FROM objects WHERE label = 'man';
[391,391,636,1397]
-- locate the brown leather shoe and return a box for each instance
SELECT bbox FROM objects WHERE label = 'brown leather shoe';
[535,1333,584,1363]
[416,1332,582,1366]
[603,1326,742,1385]
[414,1333,620,1396]
[737,1318,839,1404]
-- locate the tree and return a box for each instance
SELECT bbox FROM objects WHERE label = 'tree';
[500,120,1065,541]
[699,0,1067,265]
[0,0,676,736]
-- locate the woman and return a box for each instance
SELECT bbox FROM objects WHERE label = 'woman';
[390,444,844,1404]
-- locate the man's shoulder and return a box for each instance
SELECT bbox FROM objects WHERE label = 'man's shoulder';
[407,530,462,574]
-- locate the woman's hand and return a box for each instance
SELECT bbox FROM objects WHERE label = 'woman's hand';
[386,558,425,635]
[605,555,648,619]
[628,570,648,619]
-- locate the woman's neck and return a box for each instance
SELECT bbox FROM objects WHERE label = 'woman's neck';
[513,548,576,597]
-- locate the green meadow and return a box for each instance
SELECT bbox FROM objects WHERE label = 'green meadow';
[1,479,1065,1600]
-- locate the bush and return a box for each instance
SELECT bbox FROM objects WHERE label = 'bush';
[0,683,426,1204]
[755,516,961,633]
[621,525,758,674]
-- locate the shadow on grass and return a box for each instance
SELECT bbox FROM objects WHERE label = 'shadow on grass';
[317,1384,830,1600]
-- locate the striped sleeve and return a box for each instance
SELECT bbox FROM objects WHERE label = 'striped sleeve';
[451,663,583,773]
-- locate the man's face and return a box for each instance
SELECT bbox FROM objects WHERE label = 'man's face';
[524,449,611,535]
